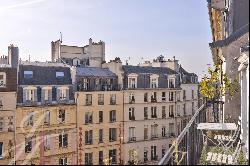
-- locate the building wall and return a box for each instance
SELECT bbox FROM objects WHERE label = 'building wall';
[15,105,77,165]
[123,88,197,164]
[76,91,123,165]
[0,92,16,165]
[221,33,249,122]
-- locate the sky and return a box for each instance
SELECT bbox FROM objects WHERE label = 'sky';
[0,0,213,79]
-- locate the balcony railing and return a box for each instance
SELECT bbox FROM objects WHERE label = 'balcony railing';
[129,137,136,142]
[158,101,208,165]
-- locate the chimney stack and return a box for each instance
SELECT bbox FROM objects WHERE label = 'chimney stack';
[8,44,19,68]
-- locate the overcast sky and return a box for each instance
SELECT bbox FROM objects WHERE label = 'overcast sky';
[0,0,213,78]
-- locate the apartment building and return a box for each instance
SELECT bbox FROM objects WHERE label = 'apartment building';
[0,65,17,165]
[207,0,249,122]
[104,56,199,164]
[51,38,105,68]
[75,67,123,165]
[15,61,77,165]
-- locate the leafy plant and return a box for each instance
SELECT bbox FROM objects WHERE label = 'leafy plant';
[237,150,248,165]
[199,145,207,165]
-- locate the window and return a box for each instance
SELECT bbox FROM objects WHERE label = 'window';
[183,104,186,116]
[110,110,116,122]
[44,111,50,124]
[109,128,117,142]
[128,78,136,88]
[0,72,6,87]
[85,112,93,124]
[99,151,104,165]
[0,142,2,159]
[109,149,117,164]
[99,111,103,123]
[151,124,158,138]
[25,137,32,153]
[150,78,158,88]
[162,147,166,158]
[129,93,135,103]
[56,72,64,78]
[129,127,136,142]
[183,90,186,100]
[176,105,180,116]
[59,157,67,165]
[24,71,33,79]
[176,92,181,101]
[144,148,149,162]
[44,89,49,101]
[59,132,68,148]
[151,146,157,160]
[85,94,92,105]
[162,92,166,101]
[59,110,65,123]
[85,130,93,145]
[98,94,104,105]
[110,94,116,105]
[25,89,36,101]
[129,107,135,120]
[177,122,181,135]
[169,105,174,118]
[144,127,148,140]
[192,90,194,99]
[0,118,3,132]
[27,112,33,126]
[99,129,103,143]
[162,106,166,118]
[151,106,157,118]
[151,92,157,102]
[83,78,89,91]
[44,134,50,151]
[168,78,175,88]
[169,123,175,137]
[169,92,174,101]
[162,126,166,137]
[144,93,148,102]
[59,88,67,100]
[144,107,148,120]
[85,153,93,165]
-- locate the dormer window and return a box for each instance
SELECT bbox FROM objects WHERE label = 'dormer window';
[0,72,6,88]
[168,78,175,88]
[24,71,33,79]
[150,74,159,88]
[56,72,64,78]
[128,74,138,89]
[83,78,89,91]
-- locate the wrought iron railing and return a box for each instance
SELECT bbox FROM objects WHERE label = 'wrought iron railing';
[158,101,208,165]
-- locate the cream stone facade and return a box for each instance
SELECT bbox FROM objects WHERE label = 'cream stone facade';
[15,105,77,165]
[76,91,123,165]
[0,92,16,165]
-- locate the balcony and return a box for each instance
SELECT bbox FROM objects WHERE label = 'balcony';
[110,100,116,105]
[151,134,158,139]
[129,98,135,104]
[129,137,136,142]
[151,115,157,119]
[151,98,157,103]
[129,116,135,121]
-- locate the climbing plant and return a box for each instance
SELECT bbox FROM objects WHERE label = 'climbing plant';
[199,64,239,100]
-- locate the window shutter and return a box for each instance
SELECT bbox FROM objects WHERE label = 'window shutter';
[37,87,41,102]
[48,89,52,102]
[41,89,45,103]
[34,88,38,102]
[59,134,62,147]
[66,88,69,101]
[57,88,60,101]
[23,89,27,103]
[52,87,57,101]
[64,134,68,147]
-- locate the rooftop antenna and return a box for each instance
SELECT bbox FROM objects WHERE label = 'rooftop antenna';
[60,32,63,43]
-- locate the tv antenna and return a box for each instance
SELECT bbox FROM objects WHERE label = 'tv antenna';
[60,32,63,43]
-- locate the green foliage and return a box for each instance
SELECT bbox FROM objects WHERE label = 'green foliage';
[199,145,207,165]
[199,64,239,100]
[237,150,248,165]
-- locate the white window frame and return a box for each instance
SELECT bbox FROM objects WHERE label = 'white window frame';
[44,134,50,151]
[129,127,135,140]
[150,74,159,88]
[59,157,68,165]
[168,77,175,88]
[24,87,36,101]
[0,72,6,88]
[43,87,52,101]
[44,110,50,124]
[58,87,68,100]
[27,112,33,126]
[128,73,138,89]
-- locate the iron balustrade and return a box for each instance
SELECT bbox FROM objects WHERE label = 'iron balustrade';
[158,102,208,165]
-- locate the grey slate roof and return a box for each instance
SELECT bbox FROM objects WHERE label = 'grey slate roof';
[122,65,177,75]
[179,66,197,76]
[76,67,116,77]
[209,23,249,48]
[18,64,72,85]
